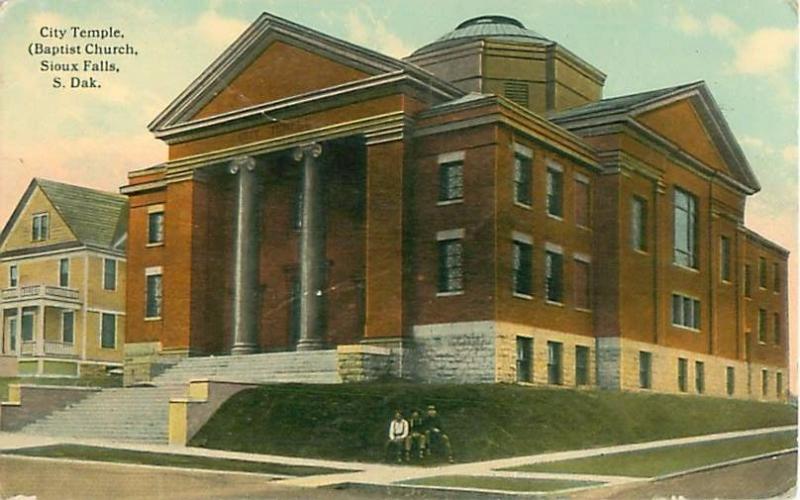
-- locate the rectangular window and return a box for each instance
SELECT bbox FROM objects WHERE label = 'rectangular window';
[631,197,648,252]
[574,259,591,310]
[574,177,590,228]
[678,358,688,392]
[773,313,780,344]
[59,258,69,287]
[695,361,705,394]
[437,238,463,293]
[8,316,17,352]
[726,367,735,396]
[512,240,533,296]
[671,293,700,330]
[62,311,74,344]
[438,160,464,203]
[546,166,563,217]
[744,265,752,298]
[761,369,769,396]
[103,258,117,291]
[720,236,731,282]
[575,346,590,386]
[777,372,783,397]
[545,249,564,303]
[9,264,18,287]
[758,257,767,288]
[146,273,163,319]
[516,337,533,383]
[773,263,780,292]
[513,150,533,206]
[757,308,767,343]
[101,313,116,349]
[673,188,698,268]
[148,211,165,244]
[639,351,652,389]
[21,310,34,342]
[547,341,563,385]
[32,213,49,241]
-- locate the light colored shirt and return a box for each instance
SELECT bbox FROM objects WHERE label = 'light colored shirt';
[389,418,409,440]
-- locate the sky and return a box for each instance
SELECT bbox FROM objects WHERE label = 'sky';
[0,0,797,383]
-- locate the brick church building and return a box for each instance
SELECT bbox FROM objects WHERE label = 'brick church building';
[122,14,788,400]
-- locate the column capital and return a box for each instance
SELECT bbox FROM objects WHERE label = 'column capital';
[292,142,323,162]
[228,155,257,175]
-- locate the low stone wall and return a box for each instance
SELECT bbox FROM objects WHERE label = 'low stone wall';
[0,384,100,431]
[168,379,257,445]
[123,341,179,386]
[337,345,395,382]
[411,321,496,383]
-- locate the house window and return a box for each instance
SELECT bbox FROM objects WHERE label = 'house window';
[516,337,533,383]
[148,210,165,244]
[512,238,533,296]
[59,258,69,287]
[761,369,769,396]
[671,293,700,330]
[547,341,563,385]
[546,165,563,217]
[777,372,783,397]
[744,265,752,298]
[773,313,780,344]
[673,188,698,268]
[437,232,464,294]
[438,159,464,203]
[62,310,74,344]
[8,316,17,352]
[773,263,780,292]
[631,197,647,252]
[9,264,18,287]
[574,258,591,310]
[575,345,590,386]
[545,248,564,303]
[146,272,163,319]
[678,358,688,392]
[720,236,731,282]
[101,313,116,349]
[695,361,705,394]
[513,147,533,207]
[726,367,735,396]
[574,176,590,228]
[103,258,117,291]
[639,351,652,389]
[21,309,35,342]
[757,308,767,343]
[32,213,49,241]
[758,257,767,288]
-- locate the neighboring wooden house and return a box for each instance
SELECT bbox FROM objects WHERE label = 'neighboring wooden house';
[0,179,127,378]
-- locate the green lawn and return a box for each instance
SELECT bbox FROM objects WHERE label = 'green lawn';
[4,445,351,476]
[507,431,797,477]
[401,475,599,492]
[190,383,796,463]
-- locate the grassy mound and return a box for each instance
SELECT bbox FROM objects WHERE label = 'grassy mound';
[189,383,795,463]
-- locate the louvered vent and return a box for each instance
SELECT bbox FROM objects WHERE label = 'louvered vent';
[503,81,529,107]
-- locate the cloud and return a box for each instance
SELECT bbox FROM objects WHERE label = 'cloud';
[341,6,413,58]
[708,14,738,38]
[673,9,738,39]
[782,145,798,164]
[733,28,797,75]
[192,10,249,49]
[674,8,703,35]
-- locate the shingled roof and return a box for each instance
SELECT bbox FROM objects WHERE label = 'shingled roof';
[0,178,127,253]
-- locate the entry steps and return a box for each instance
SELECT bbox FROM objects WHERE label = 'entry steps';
[18,350,341,443]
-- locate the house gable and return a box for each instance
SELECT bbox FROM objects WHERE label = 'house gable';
[0,185,78,254]
[193,40,370,120]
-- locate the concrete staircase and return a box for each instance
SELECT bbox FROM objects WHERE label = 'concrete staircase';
[152,350,341,385]
[17,350,341,444]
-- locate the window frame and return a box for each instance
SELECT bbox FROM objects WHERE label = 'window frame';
[21,310,35,342]
[573,255,591,311]
[575,345,590,386]
[673,188,698,269]
[574,174,591,229]
[758,257,767,289]
[773,312,781,345]
[744,264,752,298]
[145,267,163,320]
[546,163,564,219]
[516,336,533,383]
[639,351,652,389]
[32,212,49,242]
[437,151,465,205]
[671,293,701,331]
[147,207,165,246]
[631,196,648,252]
[757,308,767,344]
[103,258,117,291]
[726,366,735,396]
[547,341,563,385]
[100,312,116,349]
[436,229,465,296]
[677,358,688,392]
[720,236,731,283]
[58,258,69,288]
[61,310,74,344]
[544,245,564,304]
[9,264,18,288]
[512,233,533,298]
[773,262,780,293]
[513,145,533,208]
[695,361,705,394]
[761,369,769,396]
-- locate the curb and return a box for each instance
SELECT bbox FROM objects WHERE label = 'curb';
[653,447,797,482]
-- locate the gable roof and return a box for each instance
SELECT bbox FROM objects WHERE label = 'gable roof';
[149,12,462,136]
[0,179,127,252]
[549,81,760,193]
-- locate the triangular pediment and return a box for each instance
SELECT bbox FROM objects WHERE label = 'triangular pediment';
[150,13,451,135]
[0,181,78,254]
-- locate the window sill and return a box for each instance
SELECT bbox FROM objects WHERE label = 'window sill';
[545,300,564,307]
[513,292,533,300]
[575,307,592,313]
[146,242,165,248]
[436,291,464,298]
[546,213,563,222]
[672,324,700,333]
[633,248,649,256]
[437,199,463,207]
[144,316,162,322]
[514,202,532,210]
[576,224,591,231]
[673,263,700,273]
[721,279,732,285]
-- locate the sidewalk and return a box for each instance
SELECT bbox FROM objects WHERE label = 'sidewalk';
[1,424,795,493]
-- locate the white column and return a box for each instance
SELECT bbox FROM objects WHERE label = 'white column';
[36,305,45,356]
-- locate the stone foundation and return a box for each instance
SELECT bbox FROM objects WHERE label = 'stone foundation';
[123,342,181,386]
[411,321,495,383]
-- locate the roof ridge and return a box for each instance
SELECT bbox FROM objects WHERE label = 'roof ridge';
[35,177,126,200]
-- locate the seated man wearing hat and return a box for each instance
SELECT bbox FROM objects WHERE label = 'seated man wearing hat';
[423,405,453,463]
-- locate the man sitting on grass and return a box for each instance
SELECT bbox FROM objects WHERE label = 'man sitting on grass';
[405,409,426,461]
[386,410,409,463]
[423,405,453,463]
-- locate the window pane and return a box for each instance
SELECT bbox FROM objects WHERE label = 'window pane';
[574,180,589,227]
[104,259,116,290]
[632,198,647,251]
[673,189,697,268]
[545,251,563,302]
[101,313,116,348]
[21,313,34,342]
[439,161,464,202]
[672,294,682,325]
[10,265,17,287]
[148,212,165,244]
[59,258,69,287]
[574,260,590,310]
[438,240,463,293]
[62,311,74,343]
[759,257,767,287]
[513,241,532,295]
[514,154,532,206]
[146,274,163,318]
[546,169,563,217]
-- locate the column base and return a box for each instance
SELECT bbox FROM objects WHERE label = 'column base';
[231,343,259,355]
[296,339,326,351]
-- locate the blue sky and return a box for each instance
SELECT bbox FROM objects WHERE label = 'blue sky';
[0,0,797,353]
